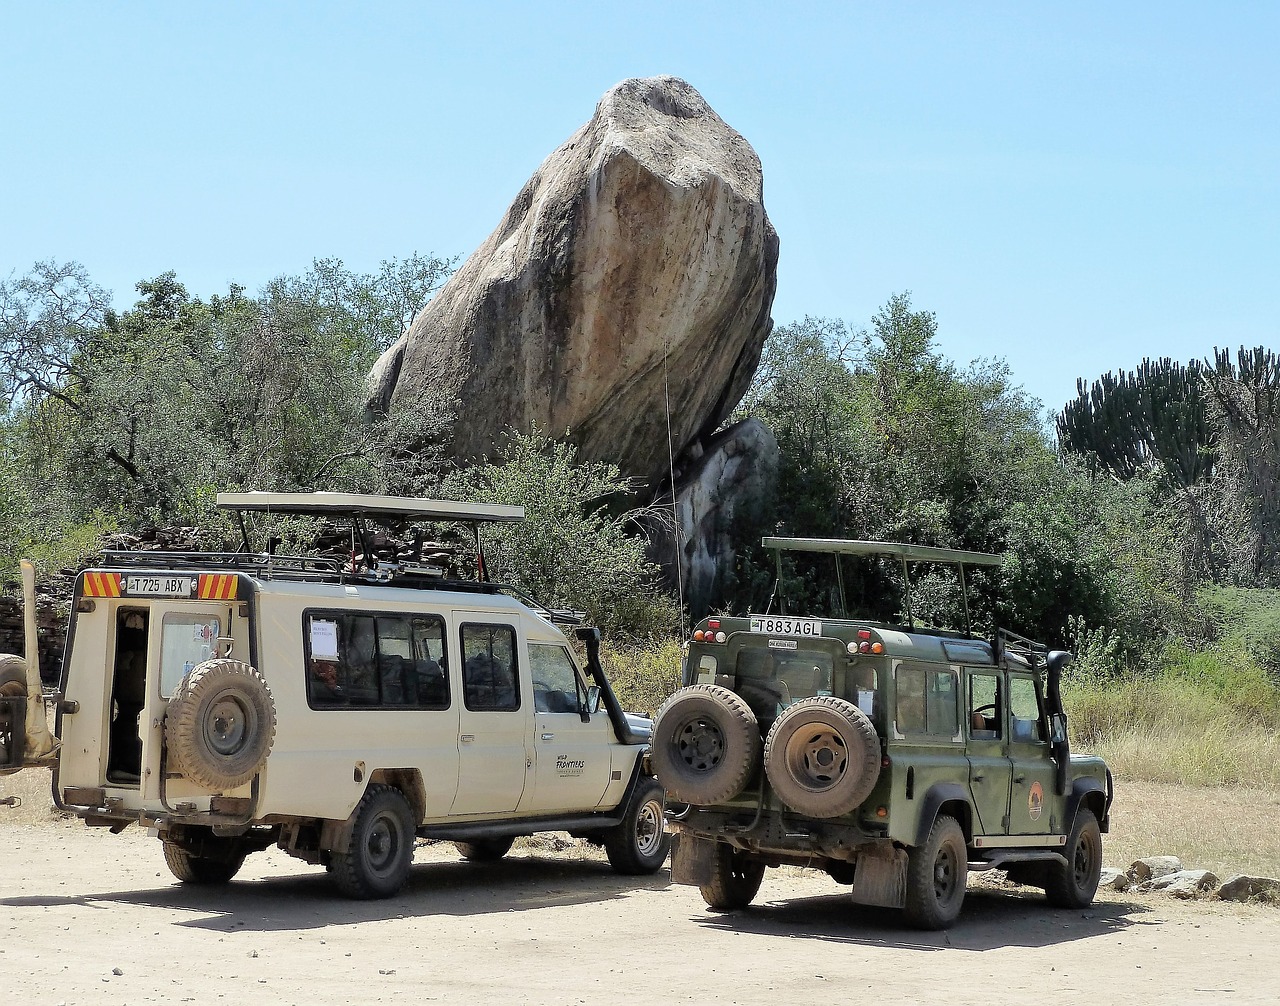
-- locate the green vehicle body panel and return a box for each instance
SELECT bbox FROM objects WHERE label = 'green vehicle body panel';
[678,616,1112,856]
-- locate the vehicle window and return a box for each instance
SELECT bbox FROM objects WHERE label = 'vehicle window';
[735,648,834,702]
[529,644,583,713]
[305,611,448,710]
[895,663,958,737]
[462,623,519,711]
[1008,675,1045,743]
[968,672,1002,739]
[159,612,221,696]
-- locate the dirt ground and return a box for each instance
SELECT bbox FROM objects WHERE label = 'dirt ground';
[4,807,1279,1006]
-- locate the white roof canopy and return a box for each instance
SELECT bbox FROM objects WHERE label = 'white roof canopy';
[216,491,525,523]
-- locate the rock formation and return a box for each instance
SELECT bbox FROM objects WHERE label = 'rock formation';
[649,418,780,617]
[367,75,779,484]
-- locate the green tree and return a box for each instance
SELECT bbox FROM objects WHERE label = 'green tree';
[0,255,454,574]
[441,428,678,637]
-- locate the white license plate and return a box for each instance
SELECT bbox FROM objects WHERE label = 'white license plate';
[124,575,194,597]
[749,615,822,637]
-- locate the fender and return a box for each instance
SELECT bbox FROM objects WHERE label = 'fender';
[913,782,973,848]
[1065,775,1108,833]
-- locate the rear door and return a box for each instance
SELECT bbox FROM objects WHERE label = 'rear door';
[449,617,530,815]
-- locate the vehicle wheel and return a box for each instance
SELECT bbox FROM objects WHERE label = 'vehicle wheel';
[454,837,515,861]
[904,815,968,930]
[165,659,276,791]
[762,696,880,818]
[651,685,760,806]
[1045,808,1103,908]
[700,843,766,911]
[604,777,670,875]
[331,785,416,899]
[0,654,28,697]
[162,840,246,885]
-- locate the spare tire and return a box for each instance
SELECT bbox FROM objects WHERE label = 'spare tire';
[763,696,880,818]
[165,659,276,791]
[0,654,28,697]
[652,685,760,806]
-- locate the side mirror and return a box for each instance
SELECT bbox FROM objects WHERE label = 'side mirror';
[585,685,602,716]
[1049,713,1067,745]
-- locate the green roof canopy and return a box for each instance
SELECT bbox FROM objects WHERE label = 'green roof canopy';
[761,536,1003,567]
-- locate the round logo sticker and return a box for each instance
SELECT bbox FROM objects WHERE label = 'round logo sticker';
[1028,780,1044,821]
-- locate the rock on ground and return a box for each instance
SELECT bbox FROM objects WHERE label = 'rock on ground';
[1128,856,1183,883]
[367,75,779,483]
[1218,875,1280,902]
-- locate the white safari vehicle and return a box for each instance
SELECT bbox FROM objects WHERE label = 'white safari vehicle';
[0,493,667,897]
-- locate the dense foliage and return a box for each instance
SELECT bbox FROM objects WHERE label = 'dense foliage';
[0,256,453,576]
[729,293,1185,656]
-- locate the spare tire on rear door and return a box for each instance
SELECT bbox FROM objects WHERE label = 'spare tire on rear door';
[652,685,760,806]
[165,659,276,791]
[763,696,880,818]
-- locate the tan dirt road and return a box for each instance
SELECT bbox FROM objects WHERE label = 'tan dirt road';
[3,815,1279,1006]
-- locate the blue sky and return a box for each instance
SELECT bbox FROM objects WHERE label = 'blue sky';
[2,2,1275,417]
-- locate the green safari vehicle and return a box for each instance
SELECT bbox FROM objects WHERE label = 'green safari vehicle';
[654,537,1113,929]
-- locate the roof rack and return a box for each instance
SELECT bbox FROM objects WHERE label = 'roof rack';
[761,536,1003,636]
[215,491,523,588]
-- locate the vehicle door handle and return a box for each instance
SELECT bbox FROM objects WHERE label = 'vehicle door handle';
[460,734,475,744]
[1014,774,1027,784]
[972,773,985,782]
[541,733,554,742]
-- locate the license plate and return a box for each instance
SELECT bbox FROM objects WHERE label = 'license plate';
[124,575,194,597]
[749,615,822,637]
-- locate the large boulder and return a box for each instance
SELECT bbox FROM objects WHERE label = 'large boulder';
[649,418,780,617]
[368,75,779,482]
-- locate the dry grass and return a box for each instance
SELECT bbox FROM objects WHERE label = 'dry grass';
[1103,779,1280,879]
[599,636,683,717]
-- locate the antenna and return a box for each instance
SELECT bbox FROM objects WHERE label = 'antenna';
[663,359,687,637]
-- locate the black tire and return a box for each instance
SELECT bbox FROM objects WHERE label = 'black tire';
[904,815,968,930]
[763,696,880,819]
[162,840,246,885]
[454,837,515,861]
[0,654,28,697]
[1045,808,1103,908]
[604,777,670,875]
[332,785,416,899]
[652,685,760,806]
[165,659,276,791]
[700,843,766,911]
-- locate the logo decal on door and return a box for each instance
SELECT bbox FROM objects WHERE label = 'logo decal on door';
[1028,780,1044,821]
[556,754,585,778]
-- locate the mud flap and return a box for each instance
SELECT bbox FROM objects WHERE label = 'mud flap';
[852,848,908,909]
[669,833,718,887]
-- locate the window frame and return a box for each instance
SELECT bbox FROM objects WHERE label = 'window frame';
[302,607,450,711]
[892,660,960,742]
[459,621,522,713]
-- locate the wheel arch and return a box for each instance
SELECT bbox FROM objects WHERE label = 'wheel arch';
[912,783,974,848]
[368,768,427,827]
[1066,776,1109,834]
